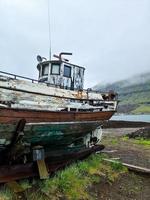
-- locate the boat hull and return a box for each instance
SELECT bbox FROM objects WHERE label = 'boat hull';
[0,107,112,150]
[24,121,101,146]
[0,105,113,164]
[0,121,101,152]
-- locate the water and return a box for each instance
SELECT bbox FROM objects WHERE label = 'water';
[111,114,150,123]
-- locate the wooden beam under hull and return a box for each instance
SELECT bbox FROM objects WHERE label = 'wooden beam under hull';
[0,145,104,183]
[0,107,115,124]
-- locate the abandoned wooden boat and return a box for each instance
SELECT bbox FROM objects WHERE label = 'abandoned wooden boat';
[0,52,118,165]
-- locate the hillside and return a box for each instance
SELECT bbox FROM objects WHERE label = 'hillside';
[93,72,150,114]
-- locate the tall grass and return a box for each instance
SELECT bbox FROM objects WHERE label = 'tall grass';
[41,154,127,199]
[0,186,12,200]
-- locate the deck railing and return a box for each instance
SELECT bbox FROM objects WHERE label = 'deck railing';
[0,70,38,83]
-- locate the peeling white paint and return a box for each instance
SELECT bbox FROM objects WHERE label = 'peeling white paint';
[0,75,117,112]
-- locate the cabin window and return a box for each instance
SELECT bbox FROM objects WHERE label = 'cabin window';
[64,65,71,78]
[42,64,49,76]
[51,64,60,75]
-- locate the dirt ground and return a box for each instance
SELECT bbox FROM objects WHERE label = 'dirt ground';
[91,173,150,200]
[91,126,150,200]
[102,127,150,168]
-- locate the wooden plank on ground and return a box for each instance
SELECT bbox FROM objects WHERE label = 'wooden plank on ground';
[100,150,118,153]
[103,158,150,174]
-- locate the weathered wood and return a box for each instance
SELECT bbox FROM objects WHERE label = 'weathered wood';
[9,119,26,149]
[103,158,150,174]
[4,119,26,163]
[111,157,120,160]
[0,107,115,124]
[100,150,118,153]
[0,121,102,152]
[0,77,117,113]
[0,78,103,100]
[37,160,49,179]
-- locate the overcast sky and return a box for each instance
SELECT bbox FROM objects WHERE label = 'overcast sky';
[0,0,150,88]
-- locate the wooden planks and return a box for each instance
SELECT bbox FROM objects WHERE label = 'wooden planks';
[37,160,49,179]
[103,158,150,174]
[0,107,115,123]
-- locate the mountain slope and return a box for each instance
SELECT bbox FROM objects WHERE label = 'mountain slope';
[93,72,150,114]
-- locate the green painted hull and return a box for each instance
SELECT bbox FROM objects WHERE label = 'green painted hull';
[0,121,100,150]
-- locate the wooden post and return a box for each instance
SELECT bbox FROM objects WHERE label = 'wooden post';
[33,146,49,179]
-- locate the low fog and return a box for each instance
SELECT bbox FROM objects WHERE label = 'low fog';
[0,0,150,88]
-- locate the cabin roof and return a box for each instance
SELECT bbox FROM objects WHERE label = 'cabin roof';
[37,60,85,71]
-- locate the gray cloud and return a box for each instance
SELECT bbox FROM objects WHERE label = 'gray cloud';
[0,0,150,88]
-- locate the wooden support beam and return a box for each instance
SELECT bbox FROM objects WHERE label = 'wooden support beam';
[37,159,49,179]
[103,158,150,174]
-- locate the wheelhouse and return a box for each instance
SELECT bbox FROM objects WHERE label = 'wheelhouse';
[37,53,85,90]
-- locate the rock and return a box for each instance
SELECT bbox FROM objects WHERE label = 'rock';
[127,127,150,139]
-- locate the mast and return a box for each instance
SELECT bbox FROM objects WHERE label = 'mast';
[47,0,52,60]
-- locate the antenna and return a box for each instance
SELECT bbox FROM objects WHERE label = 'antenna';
[47,0,52,60]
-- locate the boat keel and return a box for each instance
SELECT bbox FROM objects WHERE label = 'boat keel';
[0,145,104,183]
